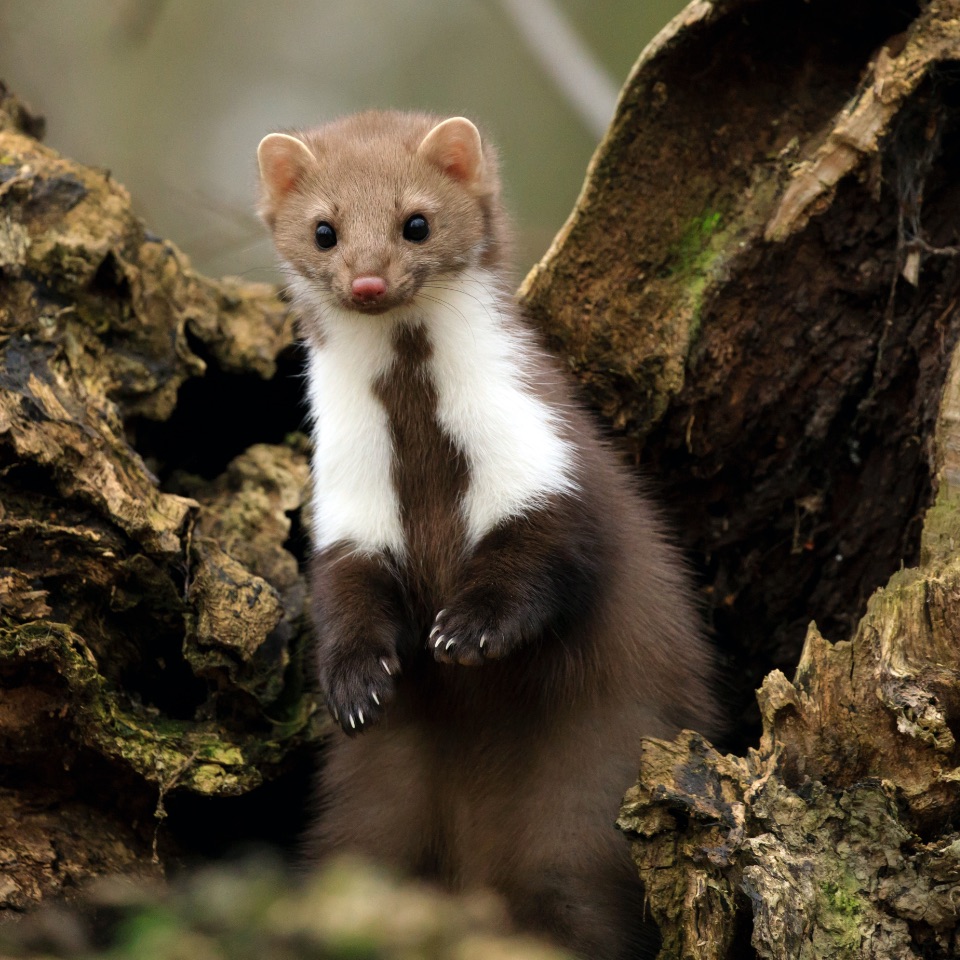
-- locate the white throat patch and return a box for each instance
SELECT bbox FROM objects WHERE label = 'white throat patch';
[419,271,578,544]
[301,299,406,556]
[298,269,577,556]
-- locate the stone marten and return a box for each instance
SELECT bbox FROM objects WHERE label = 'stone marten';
[257,110,720,959]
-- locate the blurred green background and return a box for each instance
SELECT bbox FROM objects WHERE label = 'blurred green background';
[0,0,686,281]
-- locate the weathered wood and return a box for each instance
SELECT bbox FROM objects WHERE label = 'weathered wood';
[523,0,960,707]
[548,1,960,956]
[0,81,321,905]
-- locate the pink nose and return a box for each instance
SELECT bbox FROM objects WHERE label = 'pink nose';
[351,276,387,302]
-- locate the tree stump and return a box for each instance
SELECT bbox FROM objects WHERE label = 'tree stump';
[521,0,960,956]
[0,81,320,904]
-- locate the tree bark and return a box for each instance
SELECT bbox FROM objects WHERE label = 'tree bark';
[0,82,319,904]
[1,1,960,956]
[520,0,960,956]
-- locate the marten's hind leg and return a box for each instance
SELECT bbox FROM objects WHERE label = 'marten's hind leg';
[305,725,436,876]
[502,858,659,960]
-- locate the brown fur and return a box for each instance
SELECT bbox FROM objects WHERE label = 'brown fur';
[260,111,510,326]
[258,111,721,960]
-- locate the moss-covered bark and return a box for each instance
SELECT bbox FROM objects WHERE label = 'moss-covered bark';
[522,0,960,700]
[0,81,322,903]
[0,856,572,960]
[619,554,960,958]
[540,1,960,956]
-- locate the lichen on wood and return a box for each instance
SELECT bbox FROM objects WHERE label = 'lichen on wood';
[619,554,960,959]
[0,79,321,907]
[585,2,960,957]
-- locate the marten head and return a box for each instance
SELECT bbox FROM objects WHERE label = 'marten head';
[257,111,508,321]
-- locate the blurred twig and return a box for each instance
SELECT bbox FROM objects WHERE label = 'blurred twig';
[493,0,619,140]
[116,0,166,45]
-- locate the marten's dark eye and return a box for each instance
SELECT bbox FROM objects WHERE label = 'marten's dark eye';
[315,221,337,249]
[403,214,430,243]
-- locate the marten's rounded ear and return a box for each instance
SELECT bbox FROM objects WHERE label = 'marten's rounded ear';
[417,117,484,186]
[257,133,315,211]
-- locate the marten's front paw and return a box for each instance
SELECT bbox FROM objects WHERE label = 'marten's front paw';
[429,598,521,666]
[323,648,400,736]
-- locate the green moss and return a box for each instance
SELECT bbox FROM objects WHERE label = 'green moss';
[920,486,960,566]
[1,856,571,959]
[664,208,727,340]
[820,880,862,918]
[0,619,303,798]
[817,877,864,957]
[669,209,723,276]
[111,908,184,957]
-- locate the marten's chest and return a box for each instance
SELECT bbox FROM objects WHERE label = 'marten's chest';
[305,278,578,602]
[373,324,469,605]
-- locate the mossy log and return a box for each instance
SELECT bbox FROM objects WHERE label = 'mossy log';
[540,0,960,957]
[0,857,571,960]
[0,81,321,904]
[1,0,960,956]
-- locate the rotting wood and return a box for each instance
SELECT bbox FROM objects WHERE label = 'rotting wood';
[542,0,960,956]
[524,0,960,756]
[0,80,321,906]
